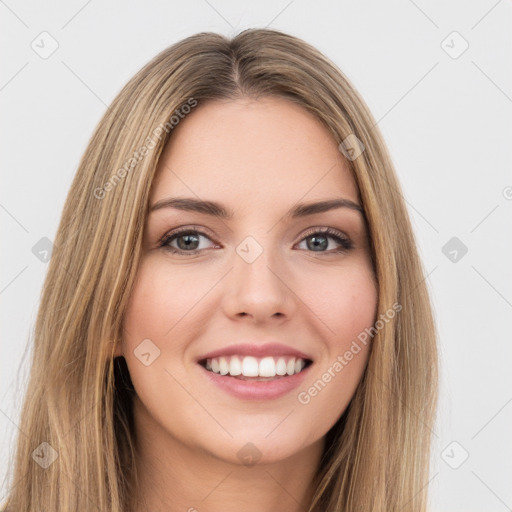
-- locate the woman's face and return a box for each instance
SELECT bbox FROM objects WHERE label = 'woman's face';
[118,97,377,466]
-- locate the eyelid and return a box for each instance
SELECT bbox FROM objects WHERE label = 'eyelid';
[300,226,349,240]
[296,226,353,252]
[158,225,353,254]
[160,225,345,242]
[158,225,217,244]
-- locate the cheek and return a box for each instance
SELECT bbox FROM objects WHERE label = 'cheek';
[122,258,207,340]
[296,261,377,420]
[120,259,202,425]
[120,257,230,395]
[120,259,190,384]
[306,260,378,346]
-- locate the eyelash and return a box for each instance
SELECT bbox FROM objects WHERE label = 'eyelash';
[158,225,354,256]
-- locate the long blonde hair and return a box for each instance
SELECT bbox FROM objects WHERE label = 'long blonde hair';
[2,28,437,511]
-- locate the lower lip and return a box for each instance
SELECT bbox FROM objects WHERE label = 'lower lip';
[199,363,312,400]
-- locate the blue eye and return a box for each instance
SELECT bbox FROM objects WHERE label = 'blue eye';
[159,226,353,255]
[161,229,215,253]
[297,227,353,253]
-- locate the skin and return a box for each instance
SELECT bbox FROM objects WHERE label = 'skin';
[116,97,378,512]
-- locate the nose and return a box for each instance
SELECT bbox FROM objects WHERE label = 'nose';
[221,244,297,324]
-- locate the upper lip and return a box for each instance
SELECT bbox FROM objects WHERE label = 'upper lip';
[196,343,314,363]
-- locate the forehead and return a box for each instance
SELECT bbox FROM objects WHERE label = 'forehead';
[151,97,359,208]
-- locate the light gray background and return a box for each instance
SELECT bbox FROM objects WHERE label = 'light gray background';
[1,1,511,510]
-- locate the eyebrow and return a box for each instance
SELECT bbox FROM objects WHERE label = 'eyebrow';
[149,197,364,219]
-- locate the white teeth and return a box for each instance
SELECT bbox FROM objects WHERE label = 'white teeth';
[229,356,242,376]
[219,356,229,375]
[259,357,276,377]
[242,356,259,376]
[204,355,308,377]
[276,357,287,375]
[286,358,296,375]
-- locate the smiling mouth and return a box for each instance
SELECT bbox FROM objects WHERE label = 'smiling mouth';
[198,355,313,380]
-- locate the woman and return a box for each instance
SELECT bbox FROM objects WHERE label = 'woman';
[2,28,438,511]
